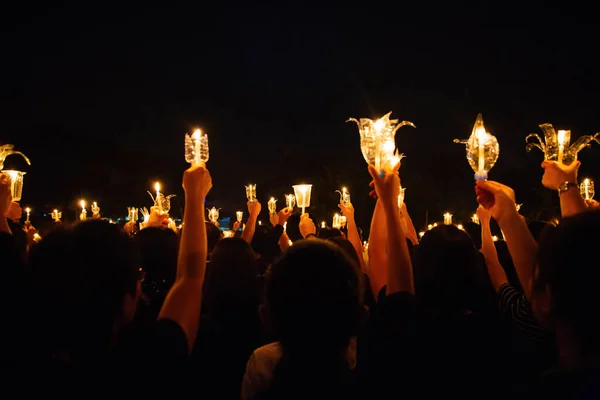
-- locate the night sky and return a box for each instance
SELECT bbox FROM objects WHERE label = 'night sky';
[1,5,598,231]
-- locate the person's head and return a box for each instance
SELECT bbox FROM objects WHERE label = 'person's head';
[27,220,141,360]
[262,240,364,355]
[527,220,556,243]
[328,236,360,267]
[134,226,179,304]
[415,225,491,316]
[203,237,260,315]
[205,221,222,255]
[7,201,21,222]
[533,211,600,362]
[463,222,482,250]
[318,227,343,240]
[285,213,302,242]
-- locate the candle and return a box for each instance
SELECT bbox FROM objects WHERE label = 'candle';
[25,207,30,223]
[476,126,486,176]
[337,187,351,206]
[373,119,384,173]
[419,231,425,238]
[285,194,295,210]
[246,184,257,203]
[557,130,567,164]
[268,197,277,214]
[193,129,202,166]
[332,213,341,229]
[155,182,162,213]
[185,128,209,166]
[80,199,87,221]
[340,215,347,227]
[236,211,243,223]
[51,209,62,222]
[581,178,595,200]
[457,224,464,230]
[427,224,433,230]
[292,184,312,215]
[258,220,262,226]
[471,213,479,224]
[443,212,453,225]
[321,221,326,228]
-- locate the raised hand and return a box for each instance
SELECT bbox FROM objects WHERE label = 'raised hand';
[541,160,580,190]
[299,213,316,238]
[475,180,517,224]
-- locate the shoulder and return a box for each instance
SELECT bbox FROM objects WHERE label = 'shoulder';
[242,342,282,400]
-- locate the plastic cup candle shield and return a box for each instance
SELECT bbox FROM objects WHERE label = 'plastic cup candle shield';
[471,213,480,224]
[581,178,595,200]
[184,129,209,166]
[268,197,277,214]
[285,194,296,210]
[79,200,87,221]
[293,184,312,214]
[332,213,341,229]
[236,211,243,223]
[443,212,453,225]
[3,170,26,202]
[223,230,234,238]
[25,207,31,223]
[246,184,256,203]
[336,187,351,206]
[347,112,415,175]
[128,207,138,222]
[454,114,499,181]
[526,123,600,165]
[208,207,219,223]
[148,182,175,214]
[92,202,100,216]
[339,215,347,227]
[51,209,62,222]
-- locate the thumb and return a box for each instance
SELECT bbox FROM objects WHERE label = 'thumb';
[475,179,500,194]
[368,165,382,183]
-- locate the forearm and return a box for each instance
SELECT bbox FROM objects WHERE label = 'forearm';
[481,222,508,291]
[383,203,414,295]
[241,214,258,244]
[402,211,418,245]
[497,211,537,300]
[560,187,587,217]
[176,196,207,281]
[368,201,388,295]
[347,217,365,268]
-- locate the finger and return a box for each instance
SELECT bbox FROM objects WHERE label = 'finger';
[368,165,381,182]
[369,180,374,188]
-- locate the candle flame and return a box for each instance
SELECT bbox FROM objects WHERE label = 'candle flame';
[25,207,30,213]
[80,200,85,209]
[192,129,202,140]
[557,130,567,146]
[374,118,385,133]
[155,182,161,192]
[475,126,487,144]
[584,178,590,185]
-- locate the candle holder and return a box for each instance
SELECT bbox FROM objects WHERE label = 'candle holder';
[471,213,480,224]
[51,209,62,222]
[91,202,100,217]
[223,230,234,238]
[347,112,415,175]
[140,207,150,223]
[397,187,406,209]
[454,114,499,181]
[581,178,595,200]
[332,213,341,229]
[443,212,453,225]
[285,194,296,210]
[79,200,87,221]
[128,207,139,222]
[236,211,243,223]
[208,207,220,223]
[2,170,26,201]
[340,215,347,227]
[336,187,351,206]
[184,129,209,166]
[268,197,277,214]
[148,182,176,214]
[246,184,257,203]
[0,144,31,170]
[293,184,312,214]
[526,123,600,165]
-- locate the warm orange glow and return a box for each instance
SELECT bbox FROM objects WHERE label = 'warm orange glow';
[557,130,567,146]
[80,200,85,209]
[192,129,202,140]
[155,182,161,192]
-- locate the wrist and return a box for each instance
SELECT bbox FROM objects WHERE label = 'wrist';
[557,181,578,196]
[304,233,317,239]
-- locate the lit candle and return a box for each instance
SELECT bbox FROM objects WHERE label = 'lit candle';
[268,197,277,214]
[80,199,87,221]
[476,125,486,177]
[92,202,100,216]
[492,235,499,242]
[193,129,202,166]
[246,184,257,203]
[373,118,385,173]
[292,184,312,215]
[419,231,425,238]
[25,207,31,223]
[557,130,567,164]
[185,128,209,166]
[155,182,162,213]
[336,187,351,206]
[332,213,341,229]
[321,221,326,228]
[236,211,243,223]
[471,213,479,224]
[285,194,295,210]
[457,224,464,230]
[581,178,594,200]
[443,212,453,225]
[340,215,347,227]
[51,209,62,222]
[258,220,262,226]
[427,224,433,230]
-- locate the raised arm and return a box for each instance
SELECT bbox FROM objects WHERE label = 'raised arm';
[367,199,388,297]
[476,180,537,300]
[400,203,419,245]
[476,205,508,291]
[241,200,262,244]
[339,202,366,272]
[369,165,414,296]
[541,160,586,217]
[159,165,212,352]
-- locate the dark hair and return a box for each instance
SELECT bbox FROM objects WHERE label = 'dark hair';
[415,225,492,317]
[536,210,600,357]
[262,240,362,396]
[527,220,555,243]
[285,214,302,242]
[27,220,139,360]
[463,222,482,249]
[318,227,343,240]
[205,222,222,254]
[328,236,360,267]
[134,227,179,305]
[203,238,260,316]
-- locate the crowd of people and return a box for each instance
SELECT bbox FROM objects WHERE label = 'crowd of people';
[1,158,598,397]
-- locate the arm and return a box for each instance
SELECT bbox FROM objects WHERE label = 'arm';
[401,203,418,245]
[498,283,552,342]
[241,201,261,244]
[541,160,586,217]
[560,185,587,217]
[159,165,211,353]
[478,206,508,291]
[367,200,388,297]
[339,203,367,273]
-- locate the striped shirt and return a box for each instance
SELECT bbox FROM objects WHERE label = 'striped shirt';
[498,283,552,343]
